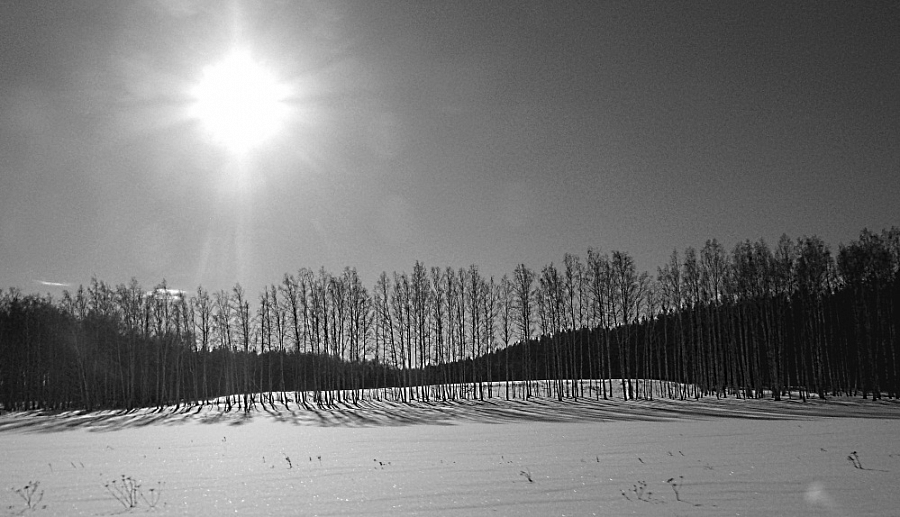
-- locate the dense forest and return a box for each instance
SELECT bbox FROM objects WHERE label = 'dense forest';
[1,227,898,412]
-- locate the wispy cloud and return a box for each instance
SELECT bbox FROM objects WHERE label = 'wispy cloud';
[35,280,72,288]
[145,287,187,301]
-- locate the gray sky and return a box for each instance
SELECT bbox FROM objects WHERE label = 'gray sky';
[1,0,898,296]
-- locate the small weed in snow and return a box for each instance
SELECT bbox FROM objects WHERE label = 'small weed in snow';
[848,451,864,469]
[519,469,533,483]
[847,451,888,472]
[667,476,702,507]
[104,476,163,510]
[10,481,45,513]
[621,480,659,503]
[667,476,683,501]
[104,476,140,509]
[142,483,163,509]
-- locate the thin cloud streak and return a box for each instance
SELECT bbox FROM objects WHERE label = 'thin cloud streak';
[35,280,72,288]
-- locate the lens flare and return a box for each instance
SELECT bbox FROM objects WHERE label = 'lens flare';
[190,51,290,153]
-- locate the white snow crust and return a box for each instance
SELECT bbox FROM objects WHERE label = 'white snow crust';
[2,395,899,516]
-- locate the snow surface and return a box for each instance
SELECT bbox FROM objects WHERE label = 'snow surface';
[2,395,899,516]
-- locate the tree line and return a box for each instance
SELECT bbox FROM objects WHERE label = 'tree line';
[1,227,897,411]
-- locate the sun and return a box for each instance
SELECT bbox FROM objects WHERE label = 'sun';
[190,51,290,153]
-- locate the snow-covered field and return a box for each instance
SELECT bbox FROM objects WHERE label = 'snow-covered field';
[2,394,899,516]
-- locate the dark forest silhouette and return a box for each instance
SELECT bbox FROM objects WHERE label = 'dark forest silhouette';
[1,227,897,412]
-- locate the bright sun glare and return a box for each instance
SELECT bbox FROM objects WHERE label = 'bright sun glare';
[191,51,290,153]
